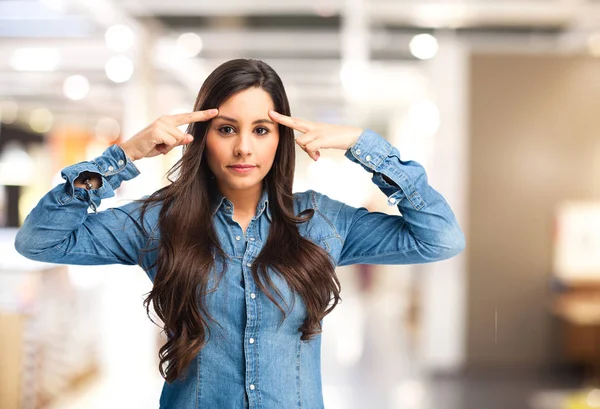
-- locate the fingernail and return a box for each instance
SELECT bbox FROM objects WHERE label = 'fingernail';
[187,134,194,140]
[209,109,218,114]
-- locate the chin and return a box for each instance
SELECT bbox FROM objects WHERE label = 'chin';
[226,178,262,190]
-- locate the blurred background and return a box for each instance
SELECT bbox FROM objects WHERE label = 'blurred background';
[1,0,600,408]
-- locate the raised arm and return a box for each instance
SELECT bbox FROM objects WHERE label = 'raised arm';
[315,129,465,266]
[14,109,219,266]
[267,110,465,267]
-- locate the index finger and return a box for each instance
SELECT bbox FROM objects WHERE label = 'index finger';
[269,110,312,133]
[170,109,219,126]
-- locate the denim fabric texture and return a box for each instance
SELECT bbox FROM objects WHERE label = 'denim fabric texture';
[15,129,465,409]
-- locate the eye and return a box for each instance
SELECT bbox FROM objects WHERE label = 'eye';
[218,125,235,135]
[255,127,269,136]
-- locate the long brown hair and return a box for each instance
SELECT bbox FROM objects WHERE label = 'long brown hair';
[138,59,341,383]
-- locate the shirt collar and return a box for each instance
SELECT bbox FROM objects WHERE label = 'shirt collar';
[210,185,272,222]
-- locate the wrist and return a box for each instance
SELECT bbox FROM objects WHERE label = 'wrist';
[118,142,139,162]
[347,127,364,150]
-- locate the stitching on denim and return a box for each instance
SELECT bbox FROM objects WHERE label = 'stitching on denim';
[296,337,302,408]
[321,237,331,253]
[355,141,393,170]
[256,288,262,406]
[311,191,342,243]
[225,221,241,258]
[91,155,126,177]
[57,193,73,205]
[196,351,202,405]
[341,243,424,265]
[408,192,426,211]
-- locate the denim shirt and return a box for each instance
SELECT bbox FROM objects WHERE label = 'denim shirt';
[14,129,465,409]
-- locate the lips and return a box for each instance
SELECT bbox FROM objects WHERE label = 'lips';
[229,165,256,169]
[228,164,256,174]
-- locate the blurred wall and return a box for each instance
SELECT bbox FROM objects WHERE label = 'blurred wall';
[466,53,600,369]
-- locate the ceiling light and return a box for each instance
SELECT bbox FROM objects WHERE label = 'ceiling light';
[176,33,203,58]
[10,48,60,72]
[63,75,90,101]
[409,34,439,60]
[105,24,135,52]
[105,55,134,83]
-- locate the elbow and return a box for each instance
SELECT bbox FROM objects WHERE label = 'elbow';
[446,227,466,258]
[419,225,466,262]
[436,225,466,260]
[14,226,53,261]
[14,228,36,259]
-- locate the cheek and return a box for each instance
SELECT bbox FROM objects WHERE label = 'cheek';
[266,135,280,161]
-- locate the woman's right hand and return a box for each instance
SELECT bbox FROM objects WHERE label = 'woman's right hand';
[119,109,219,161]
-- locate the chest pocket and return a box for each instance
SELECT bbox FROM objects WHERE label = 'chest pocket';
[297,210,342,265]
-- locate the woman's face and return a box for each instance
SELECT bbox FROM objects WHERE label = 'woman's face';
[205,87,280,195]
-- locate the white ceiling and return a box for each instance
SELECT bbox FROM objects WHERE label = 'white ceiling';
[1,0,599,133]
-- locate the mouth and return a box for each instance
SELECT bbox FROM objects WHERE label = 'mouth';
[228,165,257,173]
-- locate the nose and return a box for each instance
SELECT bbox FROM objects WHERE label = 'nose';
[233,132,253,157]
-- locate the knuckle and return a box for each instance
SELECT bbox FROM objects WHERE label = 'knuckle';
[150,124,161,135]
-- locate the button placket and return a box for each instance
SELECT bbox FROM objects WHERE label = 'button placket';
[242,221,260,403]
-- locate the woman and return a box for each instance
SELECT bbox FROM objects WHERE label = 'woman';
[15,59,465,408]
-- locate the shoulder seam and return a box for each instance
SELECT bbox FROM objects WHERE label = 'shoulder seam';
[310,190,343,244]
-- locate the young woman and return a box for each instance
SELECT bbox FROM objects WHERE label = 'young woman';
[15,59,465,409]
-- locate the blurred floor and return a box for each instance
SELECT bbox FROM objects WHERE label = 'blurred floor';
[44,264,582,409]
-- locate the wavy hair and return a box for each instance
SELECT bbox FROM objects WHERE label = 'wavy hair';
[138,59,341,383]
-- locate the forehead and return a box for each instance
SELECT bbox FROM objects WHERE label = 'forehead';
[218,87,274,117]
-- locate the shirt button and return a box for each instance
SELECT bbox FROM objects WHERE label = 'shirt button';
[107,166,114,171]
[389,198,397,204]
[365,155,371,162]
[249,384,255,390]
[118,160,124,166]
[246,263,251,267]
[250,293,256,299]
[355,149,361,155]
[249,237,255,242]
[225,206,231,210]
[249,338,255,344]
[235,236,241,241]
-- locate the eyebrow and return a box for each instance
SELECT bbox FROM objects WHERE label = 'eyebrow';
[214,115,275,125]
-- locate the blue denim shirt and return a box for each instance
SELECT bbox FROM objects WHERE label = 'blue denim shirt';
[14,129,465,409]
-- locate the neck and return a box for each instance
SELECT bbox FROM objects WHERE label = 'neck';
[218,182,264,216]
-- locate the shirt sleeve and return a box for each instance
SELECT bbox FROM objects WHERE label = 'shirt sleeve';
[14,144,155,267]
[315,128,465,266]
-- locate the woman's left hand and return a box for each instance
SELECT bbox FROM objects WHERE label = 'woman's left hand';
[269,110,363,161]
